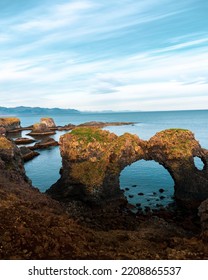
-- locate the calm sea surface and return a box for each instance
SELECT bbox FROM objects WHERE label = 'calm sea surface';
[9,110,208,209]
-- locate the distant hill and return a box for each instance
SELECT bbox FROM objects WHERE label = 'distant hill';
[0,106,80,115]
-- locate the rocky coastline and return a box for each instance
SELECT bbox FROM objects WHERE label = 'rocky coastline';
[0,117,208,259]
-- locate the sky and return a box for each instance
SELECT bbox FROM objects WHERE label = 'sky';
[0,0,208,111]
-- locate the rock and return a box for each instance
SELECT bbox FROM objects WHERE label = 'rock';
[57,124,76,131]
[198,199,208,241]
[14,137,36,145]
[28,123,55,136]
[19,146,40,162]
[159,188,165,193]
[138,192,144,196]
[47,127,208,208]
[30,137,59,150]
[0,136,30,183]
[0,127,6,135]
[160,196,165,200]
[0,117,21,132]
[40,117,56,128]
[128,195,134,198]
[78,121,136,128]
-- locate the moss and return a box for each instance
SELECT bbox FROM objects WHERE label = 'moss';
[71,160,107,187]
[70,127,111,144]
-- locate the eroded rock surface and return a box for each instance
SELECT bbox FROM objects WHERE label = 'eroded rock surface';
[40,117,56,128]
[0,117,21,132]
[0,135,207,259]
[48,128,208,207]
[28,123,55,136]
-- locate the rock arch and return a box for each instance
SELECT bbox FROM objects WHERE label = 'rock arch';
[47,127,208,207]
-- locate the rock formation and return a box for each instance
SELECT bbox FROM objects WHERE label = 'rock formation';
[0,136,30,183]
[47,128,208,208]
[19,146,40,162]
[0,134,208,259]
[28,123,55,136]
[198,199,208,241]
[30,137,59,150]
[0,117,21,132]
[40,117,56,128]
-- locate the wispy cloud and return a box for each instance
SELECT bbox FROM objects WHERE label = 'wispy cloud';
[0,0,208,111]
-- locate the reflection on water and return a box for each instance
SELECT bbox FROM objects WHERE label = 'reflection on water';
[120,160,174,210]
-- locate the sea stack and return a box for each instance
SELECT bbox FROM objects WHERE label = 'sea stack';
[0,117,21,132]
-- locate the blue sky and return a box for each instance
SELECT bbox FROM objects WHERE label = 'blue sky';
[0,0,208,111]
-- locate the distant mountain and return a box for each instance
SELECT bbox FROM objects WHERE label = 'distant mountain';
[0,106,80,115]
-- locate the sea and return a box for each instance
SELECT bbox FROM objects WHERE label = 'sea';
[6,110,208,210]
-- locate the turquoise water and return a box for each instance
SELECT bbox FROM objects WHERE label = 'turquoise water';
[8,110,208,209]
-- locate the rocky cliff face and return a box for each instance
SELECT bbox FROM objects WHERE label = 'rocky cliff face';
[0,134,208,259]
[47,128,208,208]
[0,136,29,184]
[0,117,21,132]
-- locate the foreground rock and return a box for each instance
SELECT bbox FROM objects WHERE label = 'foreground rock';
[0,117,21,132]
[48,128,208,208]
[198,199,208,241]
[28,123,55,136]
[0,136,207,259]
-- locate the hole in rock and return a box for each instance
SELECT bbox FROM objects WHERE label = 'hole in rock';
[194,156,205,171]
[119,160,174,211]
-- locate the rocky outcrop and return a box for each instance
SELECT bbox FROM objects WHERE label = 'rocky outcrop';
[198,199,208,241]
[0,117,21,132]
[0,136,30,183]
[30,137,59,150]
[78,121,136,128]
[14,137,36,145]
[0,134,208,260]
[40,117,56,128]
[19,146,40,162]
[47,128,208,208]
[28,123,55,136]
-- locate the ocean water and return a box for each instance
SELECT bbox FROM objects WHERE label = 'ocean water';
[7,110,208,209]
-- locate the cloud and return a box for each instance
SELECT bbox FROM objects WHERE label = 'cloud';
[0,0,208,111]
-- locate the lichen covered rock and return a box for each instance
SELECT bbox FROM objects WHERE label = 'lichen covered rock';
[28,123,55,136]
[48,128,208,208]
[40,117,56,128]
[0,117,21,132]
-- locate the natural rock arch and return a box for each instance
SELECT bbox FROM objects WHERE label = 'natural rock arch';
[47,127,208,208]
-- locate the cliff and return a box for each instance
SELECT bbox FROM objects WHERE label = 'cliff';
[48,128,208,208]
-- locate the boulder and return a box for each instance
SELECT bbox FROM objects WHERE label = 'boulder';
[0,127,6,135]
[0,117,21,132]
[40,117,56,128]
[19,146,40,162]
[28,123,55,136]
